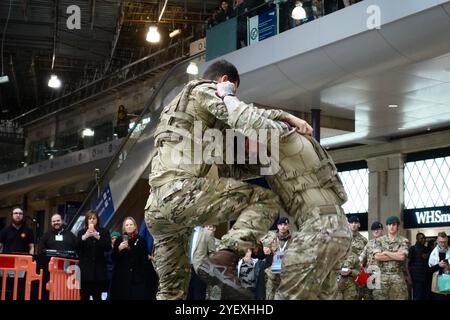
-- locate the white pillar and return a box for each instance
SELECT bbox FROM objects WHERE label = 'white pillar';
[367,153,405,238]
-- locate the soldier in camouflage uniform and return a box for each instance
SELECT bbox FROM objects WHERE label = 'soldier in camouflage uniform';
[372,215,410,300]
[336,216,367,300]
[145,60,312,300]
[260,217,292,300]
[216,83,352,299]
[359,221,384,300]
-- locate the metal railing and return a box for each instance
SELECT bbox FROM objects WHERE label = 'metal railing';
[14,37,193,127]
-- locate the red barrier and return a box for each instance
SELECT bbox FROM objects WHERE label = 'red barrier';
[0,254,43,300]
[46,257,80,300]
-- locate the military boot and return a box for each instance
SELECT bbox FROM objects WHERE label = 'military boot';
[197,250,253,300]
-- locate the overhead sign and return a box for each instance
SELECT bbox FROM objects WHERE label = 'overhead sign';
[95,185,115,227]
[404,206,450,228]
[248,9,277,45]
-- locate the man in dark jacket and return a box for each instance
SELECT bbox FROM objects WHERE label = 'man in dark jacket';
[39,213,77,254]
[408,232,430,300]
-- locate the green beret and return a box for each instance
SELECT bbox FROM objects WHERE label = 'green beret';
[386,215,400,225]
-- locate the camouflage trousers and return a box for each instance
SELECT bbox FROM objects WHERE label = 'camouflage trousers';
[336,277,359,300]
[265,271,281,300]
[372,273,408,300]
[274,204,352,300]
[145,177,280,300]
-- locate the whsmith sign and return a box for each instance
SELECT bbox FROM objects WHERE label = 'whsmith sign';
[404,206,450,228]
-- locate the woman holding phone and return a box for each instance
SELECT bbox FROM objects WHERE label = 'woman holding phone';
[76,210,111,300]
[109,216,157,300]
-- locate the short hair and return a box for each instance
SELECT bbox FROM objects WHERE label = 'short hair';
[438,232,448,239]
[122,216,137,234]
[202,59,240,87]
[416,232,425,240]
[51,213,63,221]
[11,206,24,215]
[84,210,100,228]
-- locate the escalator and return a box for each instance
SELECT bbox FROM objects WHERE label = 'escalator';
[68,54,204,233]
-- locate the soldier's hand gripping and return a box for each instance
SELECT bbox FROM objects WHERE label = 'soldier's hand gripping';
[285,114,313,136]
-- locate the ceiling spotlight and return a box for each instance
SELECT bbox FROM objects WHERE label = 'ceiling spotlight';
[48,74,61,88]
[146,26,161,43]
[169,29,181,38]
[186,62,199,75]
[0,75,9,84]
[388,104,398,108]
[81,128,95,137]
[291,2,307,20]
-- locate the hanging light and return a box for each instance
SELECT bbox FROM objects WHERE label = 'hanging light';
[146,26,161,43]
[169,29,181,38]
[186,62,198,75]
[291,2,307,20]
[81,128,95,137]
[48,74,61,88]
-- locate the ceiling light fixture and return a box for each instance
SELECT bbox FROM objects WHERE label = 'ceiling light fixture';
[291,1,307,20]
[186,62,199,75]
[146,26,161,43]
[81,128,95,137]
[48,74,61,88]
[169,29,181,38]
[146,0,169,43]
[388,104,398,108]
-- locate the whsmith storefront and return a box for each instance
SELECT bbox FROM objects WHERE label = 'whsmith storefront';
[403,148,450,243]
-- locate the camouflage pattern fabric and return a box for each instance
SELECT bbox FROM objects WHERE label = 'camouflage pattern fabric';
[336,232,367,300]
[146,81,291,300]
[372,234,409,300]
[145,177,280,300]
[260,230,292,300]
[359,238,380,300]
[275,204,352,300]
[226,103,353,300]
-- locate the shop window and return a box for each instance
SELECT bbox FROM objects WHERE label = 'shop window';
[338,167,369,214]
[405,156,450,209]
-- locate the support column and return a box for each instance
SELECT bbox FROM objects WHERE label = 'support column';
[367,153,405,238]
[311,109,321,142]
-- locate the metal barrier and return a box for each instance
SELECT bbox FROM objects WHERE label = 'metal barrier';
[0,254,43,300]
[46,257,80,300]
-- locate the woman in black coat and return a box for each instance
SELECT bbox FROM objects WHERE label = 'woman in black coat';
[109,216,157,300]
[76,210,111,300]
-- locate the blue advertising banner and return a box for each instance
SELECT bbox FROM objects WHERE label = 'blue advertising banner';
[95,185,115,227]
[258,9,277,41]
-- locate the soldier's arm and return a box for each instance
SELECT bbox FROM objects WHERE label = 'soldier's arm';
[196,84,309,136]
[383,238,409,261]
[383,250,406,261]
[374,252,390,262]
[359,244,368,266]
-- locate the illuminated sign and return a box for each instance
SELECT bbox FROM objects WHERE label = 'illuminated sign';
[404,206,450,228]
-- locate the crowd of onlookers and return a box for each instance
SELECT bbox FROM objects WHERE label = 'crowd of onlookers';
[2,206,449,300]
[0,207,158,300]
